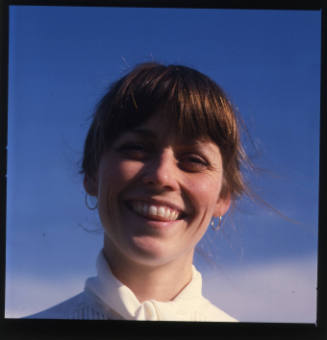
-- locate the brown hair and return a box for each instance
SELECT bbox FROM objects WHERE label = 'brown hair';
[81,62,251,201]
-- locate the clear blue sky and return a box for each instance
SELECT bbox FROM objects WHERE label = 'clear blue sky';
[5,6,321,322]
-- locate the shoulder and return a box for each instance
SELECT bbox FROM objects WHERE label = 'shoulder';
[24,292,88,319]
[196,297,238,322]
[23,291,119,320]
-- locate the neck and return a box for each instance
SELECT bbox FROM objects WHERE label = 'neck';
[103,238,194,303]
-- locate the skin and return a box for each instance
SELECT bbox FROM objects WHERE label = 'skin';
[84,114,231,302]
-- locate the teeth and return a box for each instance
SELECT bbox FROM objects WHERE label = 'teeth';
[158,207,165,217]
[149,205,157,216]
[130,202,180,221]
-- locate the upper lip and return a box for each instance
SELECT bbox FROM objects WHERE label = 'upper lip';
[125,197,187,215]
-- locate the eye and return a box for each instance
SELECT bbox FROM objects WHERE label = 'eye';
[179,154,209,172]
[116,142,149,159]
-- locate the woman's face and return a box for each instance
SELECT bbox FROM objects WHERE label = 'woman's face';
[84,113,231,268]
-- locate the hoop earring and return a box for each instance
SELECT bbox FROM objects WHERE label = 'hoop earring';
[211,216,222,231]
[85,193,97,210]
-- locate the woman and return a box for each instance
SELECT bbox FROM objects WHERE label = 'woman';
[28,62,248,321]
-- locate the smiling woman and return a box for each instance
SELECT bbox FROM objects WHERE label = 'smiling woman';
[25,62,250,321]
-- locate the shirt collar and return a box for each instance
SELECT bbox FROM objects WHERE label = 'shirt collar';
[84,250,204,321]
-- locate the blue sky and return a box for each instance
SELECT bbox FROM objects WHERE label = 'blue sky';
[5,6,321,322]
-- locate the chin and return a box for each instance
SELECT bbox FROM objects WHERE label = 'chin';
[127,236,180,267]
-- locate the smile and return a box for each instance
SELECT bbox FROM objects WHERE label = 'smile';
[128,201,182,222]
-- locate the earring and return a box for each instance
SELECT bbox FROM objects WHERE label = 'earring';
[211,216,222,231]
[85,193,97,210]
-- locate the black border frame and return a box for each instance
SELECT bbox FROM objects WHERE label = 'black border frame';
[1,1,326,339]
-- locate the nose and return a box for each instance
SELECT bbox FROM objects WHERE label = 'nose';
[142,148,179,191]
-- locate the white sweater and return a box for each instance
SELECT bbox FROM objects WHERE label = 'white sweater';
[27,251,237,322]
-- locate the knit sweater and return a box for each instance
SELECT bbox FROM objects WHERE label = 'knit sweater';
[26,251,237,322]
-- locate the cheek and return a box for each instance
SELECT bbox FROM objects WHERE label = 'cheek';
[186,177,223,243]
[100,160,143,191]
[97,160,144,219]
[114,160,143,181]
[188,176,223,209]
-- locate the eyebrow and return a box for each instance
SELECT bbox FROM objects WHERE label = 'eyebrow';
[127,127,216,152]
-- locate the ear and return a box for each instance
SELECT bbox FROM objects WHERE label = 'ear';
[213,191,231,218]
[83,174,98,197]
